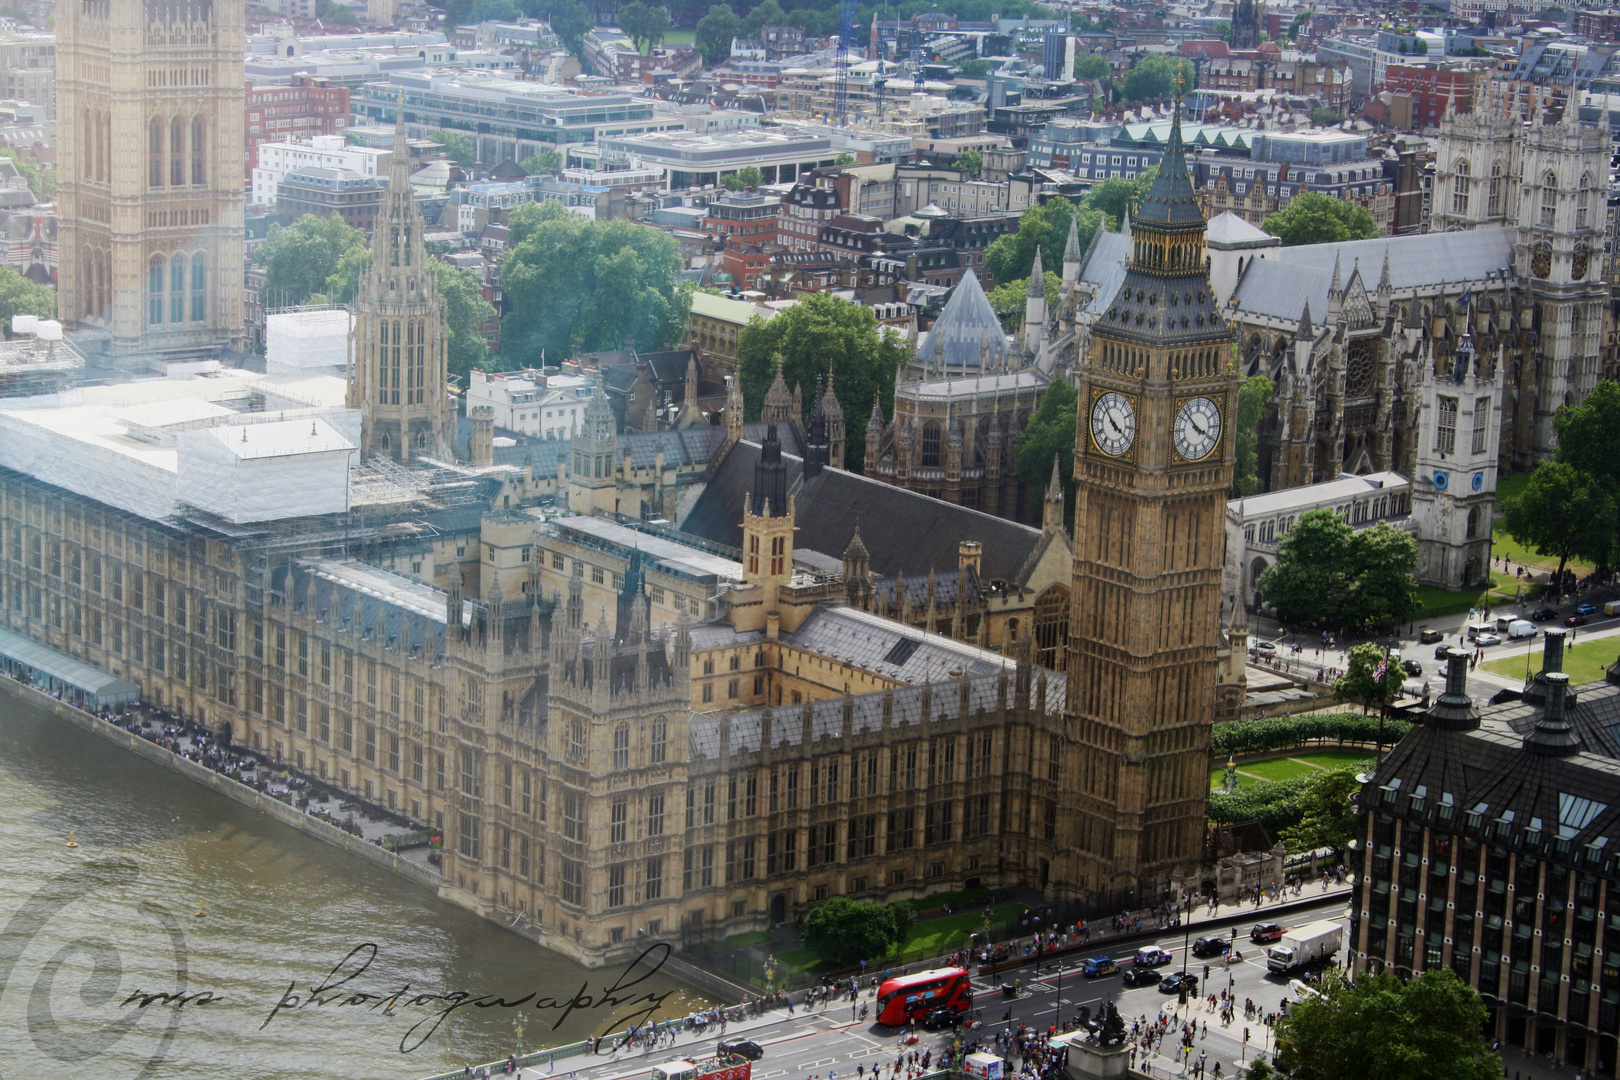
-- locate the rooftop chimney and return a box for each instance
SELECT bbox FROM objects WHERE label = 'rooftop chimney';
[1524,671,1583,758]
[1521,628,1573,707]
[1425,647,1480,731]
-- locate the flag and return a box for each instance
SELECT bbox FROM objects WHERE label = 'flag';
[1372,657,1389,683]
[1458,288,1473,307]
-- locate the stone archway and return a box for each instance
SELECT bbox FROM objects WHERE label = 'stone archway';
[769,894,787,926]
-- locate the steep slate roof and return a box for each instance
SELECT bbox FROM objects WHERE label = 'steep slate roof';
[1231,226,1516,322]
[677,438,1045,583]
[916,269,1013,370]
[1076,229,1132,317]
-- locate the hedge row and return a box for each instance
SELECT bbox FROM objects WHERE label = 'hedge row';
[1208,776,1312,830]
[1212,712,1414,756]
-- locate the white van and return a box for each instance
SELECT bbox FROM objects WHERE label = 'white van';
[1507,620,1537,640]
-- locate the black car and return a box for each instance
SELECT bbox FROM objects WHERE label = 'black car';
[921,1007,963,1030]
[1433,642,1453,659]
[1401,659,1423,677]
[1158,972,1199,994]
[1532,608,1559,622]
[1122,966,1160,988]
[719,1041,765,1061]
[1191,936,1231,959]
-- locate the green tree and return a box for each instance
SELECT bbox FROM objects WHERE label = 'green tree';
[1502,460,1616,584]
[1309,108,1344,126]
[258,214,367,308]
[1553,379,1620,572]
[957,148,983,178]
[1120,55,1194,102]
[1232,374,1273,496]
[1277,766,1361,859]
[984,198,1103,287]
[316,0,358,21]
[958,57,990,78]
[736,291,909,475]
[1261,192,1379,246]
[0,147,45,200]
[694,3,740,65]
[801,896,913,967]
[1212,19,1231,40]
[530,0,590,55]
[1275,970,1501,1080]
[1082,170,1156,230]
[520,148,563,175]
[742,0,784,37]
[834,153,856,166]
[721,165,763,191]
[1013,378,1078,525]
[1257,507,1353,625]
[429,130,476,168]
[1073,53,1111,81]
[1342,522,1419,629]
[618,0,669,53]
[1333,642,1403,713]
[501,200,691,363]
[321,244,495,382]
[0,265,56,334]
[986,271,1060,330]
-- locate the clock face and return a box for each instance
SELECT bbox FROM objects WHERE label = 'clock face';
[1090,391,1136,457]
[1434,471,1449,490]
[1173,396,1222,461]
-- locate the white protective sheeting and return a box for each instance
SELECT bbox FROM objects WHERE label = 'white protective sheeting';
[266,310,353,376]
[0,405,181,521]
[176,418,355,524]
[257,373,351,413]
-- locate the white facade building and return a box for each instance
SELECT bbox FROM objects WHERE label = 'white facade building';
[465,369,595,439]
[251,135,391,207]
[1411,332,1504,590]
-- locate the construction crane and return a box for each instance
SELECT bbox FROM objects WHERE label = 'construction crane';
[834,0,857,124]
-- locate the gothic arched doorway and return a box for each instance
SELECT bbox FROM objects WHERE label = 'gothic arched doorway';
[1032,584,1069,670]
[769,894,787,926]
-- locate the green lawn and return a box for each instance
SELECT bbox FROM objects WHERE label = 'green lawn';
[1210,751,1376,790]
[1492,472,1596,578]
[662,29,695,44]
[1483,638,1618,685]
[898,903,1023,960]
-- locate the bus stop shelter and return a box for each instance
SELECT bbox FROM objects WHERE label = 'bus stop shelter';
[0,625,140,711]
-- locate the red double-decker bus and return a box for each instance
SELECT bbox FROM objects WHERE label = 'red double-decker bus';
[874,967,972,1026]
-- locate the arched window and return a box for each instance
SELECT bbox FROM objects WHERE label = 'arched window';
[1578,172,1592,229]
[1488,161,1503,217]
[170,257,185,323]
[389,226,400,267]
[1451,159,1469,216]
[1466,506,1481,540]
[921,420,941,468]
[191,117,205,185]
[148,257,163,325]
[1032,584,1069,671]
[649,717,667,764]
[612,725,629,770]
[412,319,426,404]
[149,119,164,188]
[190,254,206,321]
[82,109,93,179]
[170,116,184,187]
[1541,172,1558,228]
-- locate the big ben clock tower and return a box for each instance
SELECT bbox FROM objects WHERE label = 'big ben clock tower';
[1062,100,1237,905]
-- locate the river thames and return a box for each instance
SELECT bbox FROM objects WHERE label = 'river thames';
[0,694,712,1080]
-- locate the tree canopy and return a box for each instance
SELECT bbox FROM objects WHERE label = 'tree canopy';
[721,165,764,191]
[531,0,590,55]
[618,0,670,53]
[984,198,1104,287]
[1121,55,1195,103]
[736,291,909,475]
[429,130,476,169]
[1074,53,1111,81]
[694,3,740,65]
[1014,378,1078,527]
[801,897,914,967]
[1274,970,1501,1080]
[1258,509,1418,628]
[1333,642,1404,712]
[957,148,984,178]
[1277,765,1361,859]
[1232,374,1274,497]
[258,214,367,309]
[958,58,991,78]
[500,200,691,364]
[520,148,563,176]
[987,271,1060,330]
[1501,460,1615,583]
[1551,378,1620,574]
[0,265,56,335]
[1262,192,1379,246]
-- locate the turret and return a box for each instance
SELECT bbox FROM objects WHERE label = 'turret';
[1062,214,1082,286]
[446,557,464,638]
[1024,244,1047,354]
[865,398,883,471]
[470,406,495,467]
[820,372,845,468]
[1042,455,1065,533]
[762,358,792,423]
[725,373,744,447]
[842,525,872,609]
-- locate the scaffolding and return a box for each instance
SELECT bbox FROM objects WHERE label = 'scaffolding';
[0,334,84,398]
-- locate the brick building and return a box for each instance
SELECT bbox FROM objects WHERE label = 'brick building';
[246,76,351,174]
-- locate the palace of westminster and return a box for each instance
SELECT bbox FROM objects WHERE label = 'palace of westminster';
[2,0,1616,970]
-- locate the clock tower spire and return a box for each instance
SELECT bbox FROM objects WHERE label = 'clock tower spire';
[1062,97,1238,905]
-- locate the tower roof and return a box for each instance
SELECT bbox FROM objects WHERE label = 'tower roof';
[1063,214,1083,264]
[1134,102,1206,229]
[1028,246,1046,296]
[917,270,1012,371]
[763,357,793,416]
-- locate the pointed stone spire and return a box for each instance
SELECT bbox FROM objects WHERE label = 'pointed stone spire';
[1027,245,1046,297]
[1042,455,1065,533]
[762,357,792,423]
[1121,207,1132,241]
[1063,213,1083,269]
[1295,299,1313,340]
[1378,246,1391,293]
[1329,251,1342,297]
[867,397,883,434]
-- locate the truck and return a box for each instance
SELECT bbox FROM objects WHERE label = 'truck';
[1265,920,1343,974]
[654,1056,752,1080]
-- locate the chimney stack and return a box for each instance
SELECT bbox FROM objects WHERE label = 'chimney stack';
[1425,647,1480,731]
[1524,671,1583,757]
